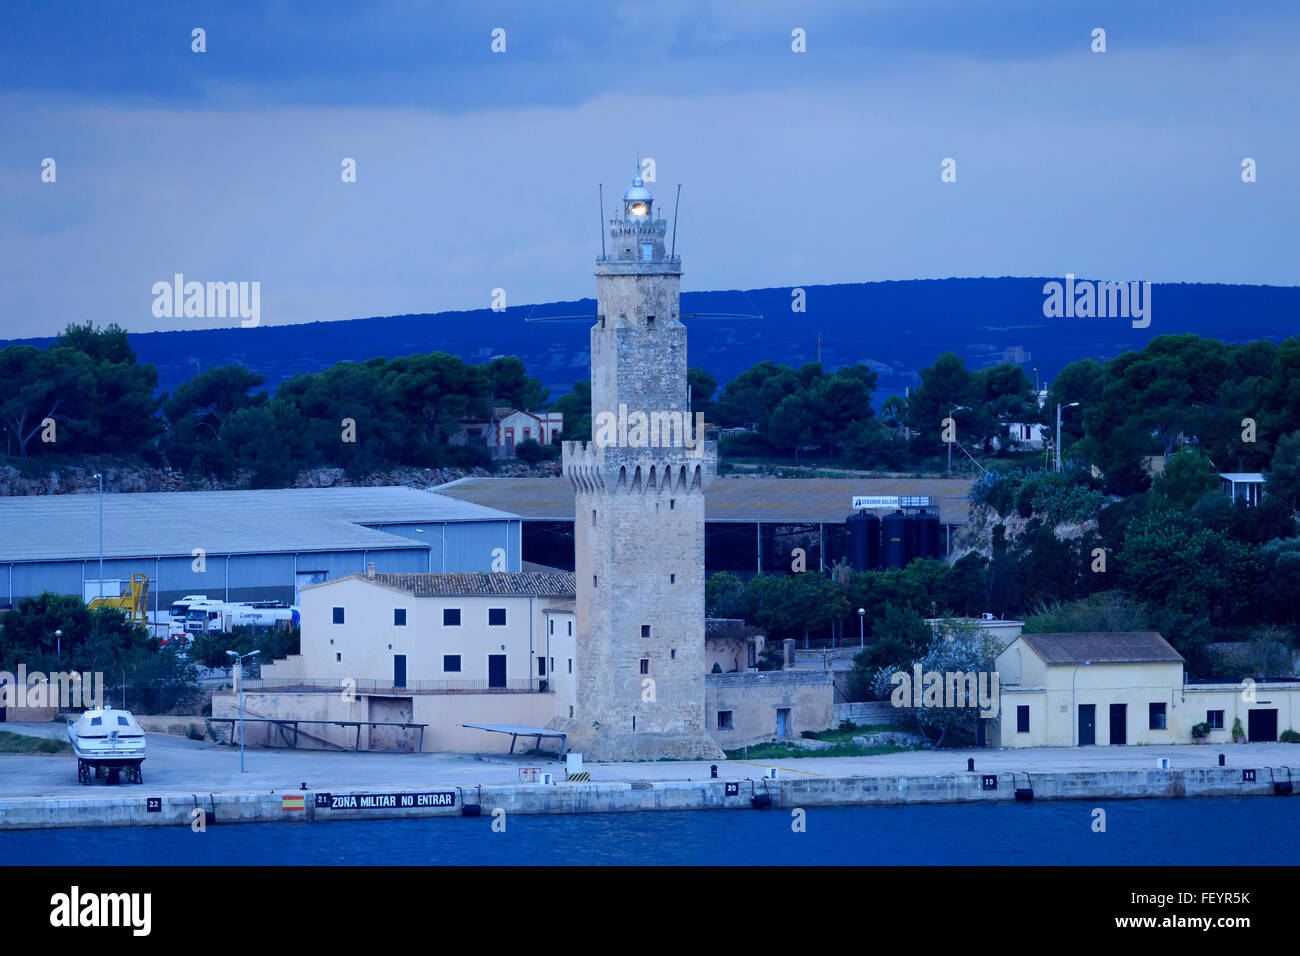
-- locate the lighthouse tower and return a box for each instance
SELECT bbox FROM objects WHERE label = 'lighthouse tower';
[561,174,723,761]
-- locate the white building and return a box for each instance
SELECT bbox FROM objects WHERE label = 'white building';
[1220,472,1265,507]
[992,631,1300,747]
[220,568,577,753]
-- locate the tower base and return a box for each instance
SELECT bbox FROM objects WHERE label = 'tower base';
[561,728,724,763]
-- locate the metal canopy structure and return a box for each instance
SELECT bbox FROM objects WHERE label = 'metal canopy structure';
[460,722,568,758]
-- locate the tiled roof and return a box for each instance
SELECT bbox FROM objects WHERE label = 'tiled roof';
[1020,631,1183,665]
[368,571,576,598]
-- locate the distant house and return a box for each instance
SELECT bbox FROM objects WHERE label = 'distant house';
[1220,472,1265,507]
[449,407,563,457]
[996,421,1047,451]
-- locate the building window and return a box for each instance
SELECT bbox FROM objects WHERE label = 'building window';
[670,574,675,584]
[669,499,675,510]
[640,658,649,675]
[394,608,406,627]
[538,658,547,676]
[443,655,462,673]
[718,711,733,730]
[332,607,345,624]
[592,509,597,526]
[567,658,572,674]
[488,607,507,627]
[335,652,341,662]
[641,625,651,638]
[548,619,554,635]
[646,312,656,326]
[1207,710,1224,730]
[670,649,676,660]
[550,657,554,672]
[443,608,461,627]
[593,575,598,587]
[1017,705,1029,733]
[1149,703,1167,730]
[567,621,573,636]
[569,706,574,718]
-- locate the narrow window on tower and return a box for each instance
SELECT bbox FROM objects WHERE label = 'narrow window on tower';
[599,315,606,330]
[670,574,676,583]
[592,509,596,526]
[640,658,650,675]
[670,499,675,510]
[593,575,598,587]
[646,314,656,329]
[671,649,677,660]
[641,625,651,638]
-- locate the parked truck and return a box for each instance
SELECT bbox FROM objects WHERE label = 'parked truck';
[166,597,299,639]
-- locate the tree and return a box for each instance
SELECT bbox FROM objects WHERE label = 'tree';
[869,618,1001,746]
[705,572,745,618]
[486,356,548,411]
[906,352,973,444]
[1266,432,1300,513]
[0,345,95,457]
[552,380,592,442]
[687,367,718,414]
[161,364,268,473]
[1152,447,1219,511]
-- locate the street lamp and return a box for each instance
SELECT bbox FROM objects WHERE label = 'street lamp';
[946,406,970,475]
[1055,402,1080,473]
[54,629,62,663]
[858,608,865,648]
[226,649,261,773]
[91,473,104,598]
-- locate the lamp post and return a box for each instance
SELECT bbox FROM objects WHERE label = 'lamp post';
[226,649,260,773]
[858,608,865,648]
[55,629,62,664]
[946,406,970,475]
[91,473,104,598]
[1055,402,1080,473]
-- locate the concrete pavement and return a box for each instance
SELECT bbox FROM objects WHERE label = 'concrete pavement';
[2,722,1296,799]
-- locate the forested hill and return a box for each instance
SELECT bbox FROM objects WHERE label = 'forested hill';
[8,278,1298,397]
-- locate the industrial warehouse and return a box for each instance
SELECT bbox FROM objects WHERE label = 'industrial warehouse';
[433,476,972,575]
[0,486,525,614]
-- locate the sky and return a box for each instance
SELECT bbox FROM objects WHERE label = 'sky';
[1,0,1297,339]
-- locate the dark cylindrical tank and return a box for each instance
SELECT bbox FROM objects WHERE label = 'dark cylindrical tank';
[881,511,907,569]
[845,512,880,571]
[917,510,942,560]
[902,513,919,565]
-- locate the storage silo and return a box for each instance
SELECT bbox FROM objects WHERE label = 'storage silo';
[881,511,907,569]
[845,512,880,571]
[917,510,942,560]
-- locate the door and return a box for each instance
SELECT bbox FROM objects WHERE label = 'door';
[393,654,406,688]
[776,708,790,738]
[1078,704,1096,746]
[1109,703,1126,745]
[488,654,507,689]
[1248,709,1278,742]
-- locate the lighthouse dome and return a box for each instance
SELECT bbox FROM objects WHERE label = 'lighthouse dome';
[623,177,652,203]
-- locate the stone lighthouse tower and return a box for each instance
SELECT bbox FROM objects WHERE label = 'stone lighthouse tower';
[561,173,723,761]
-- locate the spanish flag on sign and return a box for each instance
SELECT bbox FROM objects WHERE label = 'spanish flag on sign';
[282,795,305,812]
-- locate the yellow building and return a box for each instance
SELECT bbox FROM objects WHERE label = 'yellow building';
[992,631,1300,747]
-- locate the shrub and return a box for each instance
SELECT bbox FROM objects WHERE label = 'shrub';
[186,725,206,741]
[514,438,545,464]
[1231,717,1245,740]
[1191,722,1211,739]
[1280,729,1300,743]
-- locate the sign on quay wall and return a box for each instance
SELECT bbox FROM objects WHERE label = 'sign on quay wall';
[314,791,456,810]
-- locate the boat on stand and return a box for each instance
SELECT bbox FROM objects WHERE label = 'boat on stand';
[67,708,147,785]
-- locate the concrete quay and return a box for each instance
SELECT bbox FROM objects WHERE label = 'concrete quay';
[1,724,1296,830]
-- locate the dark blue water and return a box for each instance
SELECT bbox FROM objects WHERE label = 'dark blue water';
[2,798,1296,866]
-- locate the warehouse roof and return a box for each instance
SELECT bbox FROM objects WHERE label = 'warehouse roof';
[308,571,576,598]
[435,476,974,525]
[1019,631,1184,665]
[0,487,519,562]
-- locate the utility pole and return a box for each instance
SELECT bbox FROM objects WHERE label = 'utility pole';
[1056,402,1080,473]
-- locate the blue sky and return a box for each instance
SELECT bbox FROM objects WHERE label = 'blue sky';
[1,0,1297,338]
